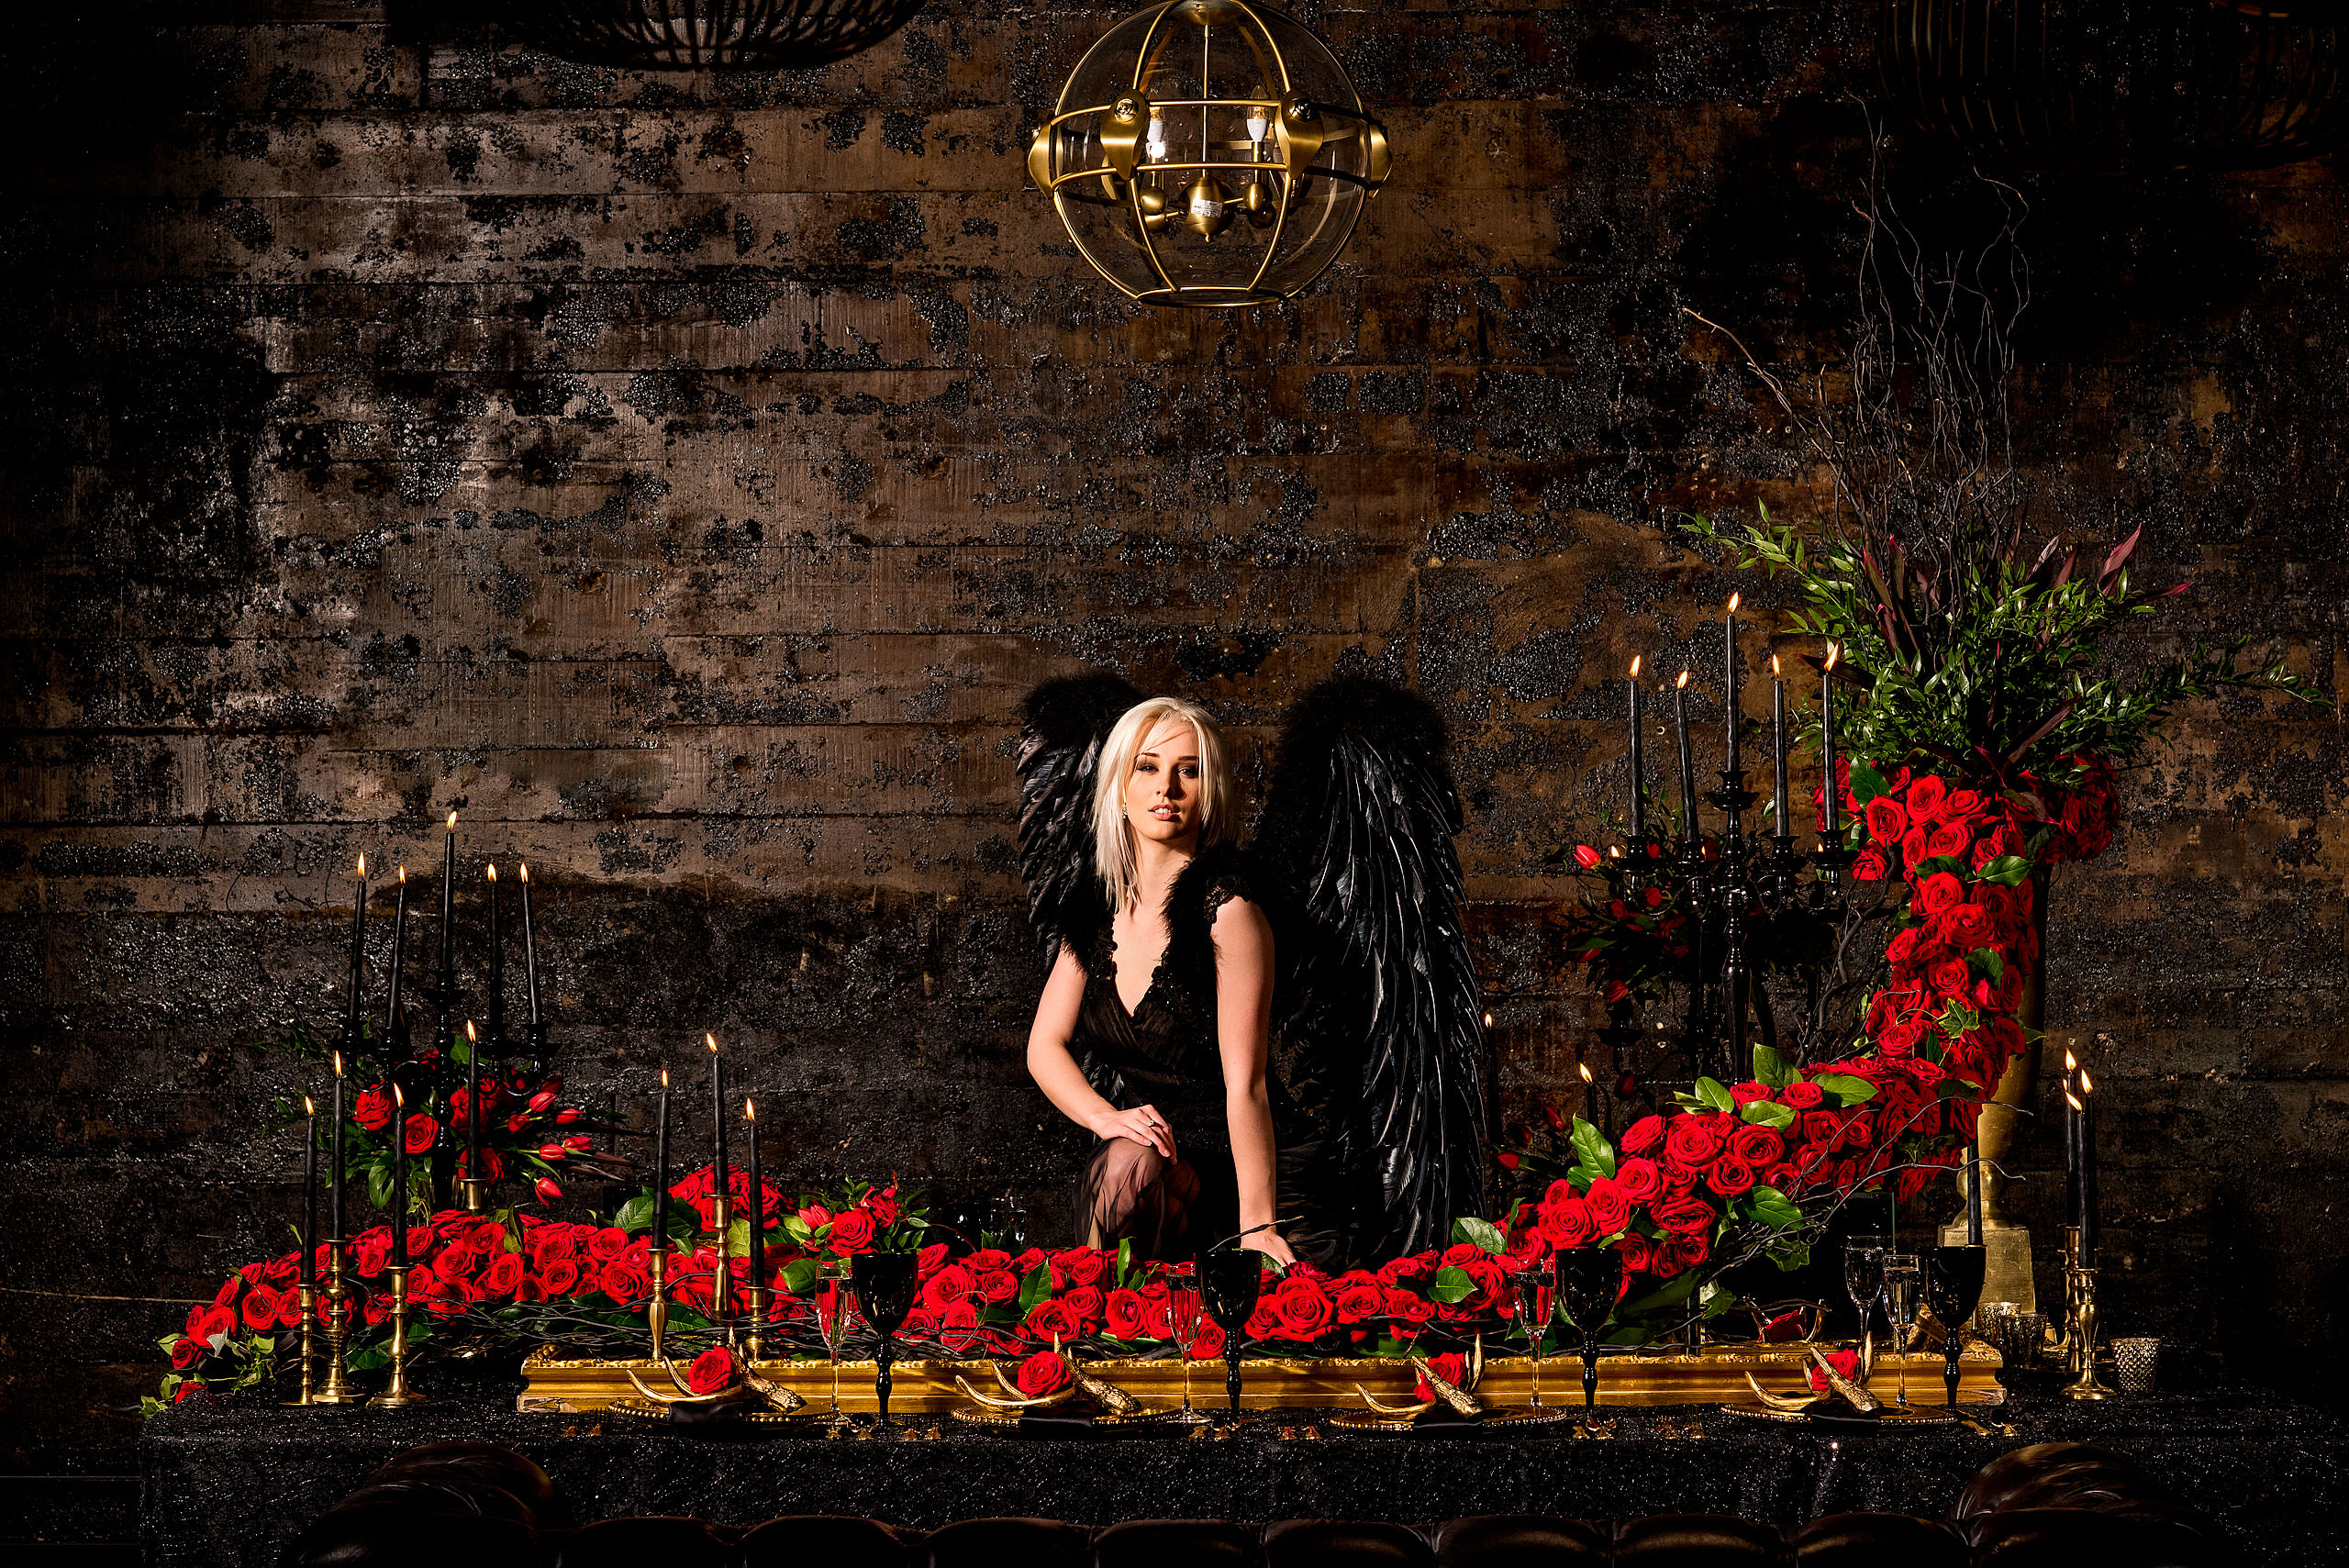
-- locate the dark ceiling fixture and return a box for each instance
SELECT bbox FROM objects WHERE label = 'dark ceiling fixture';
[505,0,927,71]
[1877,0,2349,172]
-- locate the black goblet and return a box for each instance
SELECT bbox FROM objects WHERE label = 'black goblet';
[1200,1249,1263,1423]
[850,1251,918,1428]
[1927,1244,1988,1408]
[1554,1247,1623,1424]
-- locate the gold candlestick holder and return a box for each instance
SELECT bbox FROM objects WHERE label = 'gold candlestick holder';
[647,1249,671,1364]
[458,1176,489,1214]
[709,1192,735,1332]
[314,1240,365,1404]
[283,1281,317,1405]
[743,1284,769,1362]
[2062,1260,2114,1400]
[371,1263,427,1407]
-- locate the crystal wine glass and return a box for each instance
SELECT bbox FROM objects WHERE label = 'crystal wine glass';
[1926,1244,1988,1408]
[814,1273,857,1429]
[1843,1232,1889,1352]
[851,1251,918,1429]
[1554,1247,1623,1429]
[1879,1251,1922,1406]
[1200,1248,1263,1424]
[1509,1264,1554,1407]
[1166,1262,1209,1425]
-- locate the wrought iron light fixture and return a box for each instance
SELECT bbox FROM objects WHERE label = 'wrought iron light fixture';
[506,0,927,71]
[1878,0,2348,172]
[1026,0,1393,308]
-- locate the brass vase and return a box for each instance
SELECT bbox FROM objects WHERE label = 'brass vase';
[1941,869,2047,1313]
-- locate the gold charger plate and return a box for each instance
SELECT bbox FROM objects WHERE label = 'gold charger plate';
[606,1396,822,1429]
[947,1404,1185,1430]
[1715,1402,1958,1427]
[1325,1406,1578,1435]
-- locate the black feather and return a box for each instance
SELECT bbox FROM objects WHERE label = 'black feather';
[1015,673,1142,966]
[1255,678,1490,1261]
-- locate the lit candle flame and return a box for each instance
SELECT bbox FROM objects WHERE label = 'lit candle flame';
[707,1032,718,1053]
[661,1067,670,1089]
[465,1019,477,1042]
[1481,1011,1494,1029]
[2065,1089,2084,1112]
[395,1083,405,1109]
[1629,654,1642,678]
[1771,653,1782,676]
[357,854,366,876]
[1579,1062,1595,1086]
[332,1051,344,1076]
[304,1095,316,1116]
[746,1098,757,1124]
[397,864,406,883]
[1728,592,1741,614]
[1825,642,1840,672]
[2079,1068,2095,1095]
[447,810,459,831]
[519,863,529,884]
[486,863,496,883]
[1608,845,1621,858]
[2064,1047,2078,1073]
[1675,670,1690,690]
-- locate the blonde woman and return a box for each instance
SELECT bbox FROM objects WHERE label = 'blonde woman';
[1020,695,1301,1264]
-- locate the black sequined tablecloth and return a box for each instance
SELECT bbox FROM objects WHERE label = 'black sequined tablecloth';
[141,1382,2349,1567]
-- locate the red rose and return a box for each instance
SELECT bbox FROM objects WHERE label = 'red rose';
[1877,1015,1925,1059]
[1944,904,1997,949]
[1664,1118,1726,1171]
[1914,872,1965,916]
[194,1305,237,1346]
[1186,1316,1227,1359]
[1729,1081,1772,1106]
[1103,1287,1150,1340]
[1270,1278,1335,1340]
[686,1345,735,1395]
[1865,795,1909,844]
[974,1270,1019,1305]
[1923,819,1972,861]
[352,1235,392,1277]
[1412,1351,1469,1400]
[1024,1298,1080,1343]
[1905,774,1947,824]
[587,1227,630,1260]
[829,1209,877,1255]
[534,1258,577,1296]
[600,1262,650,1305]
[1660,1231,1710,1273]
[1583,1178,1633,1235]
[1333,1281,1386,1325]
[1060,1285,1106,1330]
[1706,1158,1756,1197]
[866,1185,901,1226]
[1055,1248,1108,1288]
[1613,1234,1655,1275]
[1884,927,1921,967]
[1851,848,1889,882]
[1808,1347,1861,1394]
[170,1336,206,1371]
[240,1286,280,1332]
[1652,1195,1717,1237]
[1612,1157,1663,1204]
[353,1086,395,1132]
[1944,787,1983,821]
[1780,1081,1825,1110]
[1928,956,1973,996]
[457,1147,504,1183]
[1440,1242,1486,1270]
[1726,1126,1783,1166]
[1899,825,1932,868]
[482,1252,526,1296]
[1617,1115,1665,1155]
[1538,1197,1597,1249]
[1016,1350,1070,1397]
[1383,1289,1437,1335]
[919,1264,976,1311]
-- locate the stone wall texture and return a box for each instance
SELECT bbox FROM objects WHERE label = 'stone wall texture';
[3,0,2345,1487]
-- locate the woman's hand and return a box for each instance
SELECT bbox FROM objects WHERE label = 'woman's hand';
[1089,1103,1176,1160]
[1245,1229,1297,1267]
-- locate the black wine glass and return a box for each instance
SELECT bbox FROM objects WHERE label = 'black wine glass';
[851,1251,918,1428]
[1554,1248,1623,1425]
[1200,1249,1263,1423]
[1927,1244,1988,1408]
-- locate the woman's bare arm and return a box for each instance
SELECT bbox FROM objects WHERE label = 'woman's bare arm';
[1025,946,1174,1158]
[1213,896,1293,1264]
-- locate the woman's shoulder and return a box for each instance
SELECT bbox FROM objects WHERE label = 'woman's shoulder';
[1172,843,1271,925]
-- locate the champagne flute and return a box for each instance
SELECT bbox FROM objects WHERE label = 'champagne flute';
[1200,1249,1263,1424]
[1843,1232,1889,1353]
[1554,1247,1623,1429]
[815,1272,857,1429]
[1880,1251,1922,1406]
[1166,1261,1208,1426]
[1509,1264,1554,1408]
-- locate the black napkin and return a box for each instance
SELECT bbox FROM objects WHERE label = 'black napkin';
[1017,1405,1098,1438]
[666,1394,765,1429]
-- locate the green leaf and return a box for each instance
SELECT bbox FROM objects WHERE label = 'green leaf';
[1569,1116,1618,1179]
[1846,761,1891,805]
[1428,1265,1477,1305]
[1744,1186,1803,1230]
[1970,947,2006,983]
[1764,1236,1812,1272]
[782,1215,814,1246]
[1452,1216,1509,1256]
[1620,1268,1699,1317]
[1751,1043,1796,1089]
[1115,1238,1132,1285]
[726,1218,751,1259]
[1739,1099,1796,1129]
[1811,1073,1879,1106]
[1976,855,2032,886]
[614,1194,654,1234]
[366,1162,391,1210]
[781,1257,824,1296]
[1564,1163,1603,1191]
[1017,1261,1053,1313]
[1698,1280,1737,1318]
[1694,1077,1736,1114]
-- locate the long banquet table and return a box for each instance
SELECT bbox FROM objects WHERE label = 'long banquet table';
[141,1379,2349,1567]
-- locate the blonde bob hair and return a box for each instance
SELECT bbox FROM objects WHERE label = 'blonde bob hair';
[1091,696,1237,912]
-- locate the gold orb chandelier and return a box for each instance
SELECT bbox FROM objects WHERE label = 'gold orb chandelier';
[1025,0,1393,308]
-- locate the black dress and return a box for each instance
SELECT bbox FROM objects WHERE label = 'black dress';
[1063,846,1335,1263]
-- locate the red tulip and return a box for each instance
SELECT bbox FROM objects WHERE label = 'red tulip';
[528,1087,559,1115]
[534,1177,562,1204]
[562,1135,593,1153]
[539,1142,566,1161]
[555,1107,583,1124]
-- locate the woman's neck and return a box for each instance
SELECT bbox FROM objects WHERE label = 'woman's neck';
[1129,835,1196,911]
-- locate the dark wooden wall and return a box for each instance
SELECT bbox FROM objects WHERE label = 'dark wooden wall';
[3,0,2345,1508]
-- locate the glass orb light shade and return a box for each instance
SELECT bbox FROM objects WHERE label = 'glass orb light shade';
[1027,0,1393,308]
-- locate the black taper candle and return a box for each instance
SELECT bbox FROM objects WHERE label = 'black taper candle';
[651,1068,673,1251]
[329,1051,348,1240]
[485,864,504,1049]
[1627,657,1645,841]
[2062,1049,2082,1238]
[745,1097,767,1291]
[1673,671,1698,834]
[1820,646,1842,835]
[345,855,368,1041]
[2076,1065,2099,1265]
[385,866,408,1047]
[439,813,456,979]
[390,1083,407,1264]
[707,1033,728,1222]
[519,862,540,1029]
[1965,1137,1985,1246]
[464,1019,483,1185]
[301,1095,318,1286]
[1723,595,1741,773]
[1771,660,1790,836]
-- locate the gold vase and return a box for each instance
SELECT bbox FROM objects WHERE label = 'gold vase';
[1941,868,2047,1313]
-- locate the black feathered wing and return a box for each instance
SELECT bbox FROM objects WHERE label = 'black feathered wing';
[1015,674,1141,967]
[1253,678,1491,1262]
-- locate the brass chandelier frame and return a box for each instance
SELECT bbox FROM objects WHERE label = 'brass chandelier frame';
[1026,0,1392,307]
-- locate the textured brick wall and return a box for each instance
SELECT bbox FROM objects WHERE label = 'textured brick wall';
[3,0,2344,1470]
